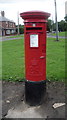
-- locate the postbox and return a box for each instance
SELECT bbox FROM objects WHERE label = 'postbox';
[20,11,50,105]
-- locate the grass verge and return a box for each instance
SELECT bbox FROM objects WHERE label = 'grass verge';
[2,37,65,82]
[2,38,25,81]
[46,38,65,81]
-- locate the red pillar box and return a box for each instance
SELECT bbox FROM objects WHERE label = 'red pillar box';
[20,11,50,105]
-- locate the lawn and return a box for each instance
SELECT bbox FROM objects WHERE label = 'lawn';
[2,38,25,81]
[2,36,65,82]
[46,38,65,81]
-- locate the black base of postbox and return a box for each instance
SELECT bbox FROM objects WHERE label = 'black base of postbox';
[25,80,46,106]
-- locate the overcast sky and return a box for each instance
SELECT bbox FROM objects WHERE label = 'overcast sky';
[0,0,67,25]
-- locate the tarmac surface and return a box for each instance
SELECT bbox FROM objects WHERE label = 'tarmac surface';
[2,80,65,119]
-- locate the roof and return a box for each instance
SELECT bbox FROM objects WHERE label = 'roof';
[0,16,14,23]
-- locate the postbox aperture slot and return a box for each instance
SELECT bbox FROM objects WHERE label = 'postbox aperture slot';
[26,27,42,31]
[30,34,39,47]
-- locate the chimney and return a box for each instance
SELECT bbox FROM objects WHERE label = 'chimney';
[1,11,5,17]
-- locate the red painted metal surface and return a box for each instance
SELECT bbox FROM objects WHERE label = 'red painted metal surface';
[20,11,50,82]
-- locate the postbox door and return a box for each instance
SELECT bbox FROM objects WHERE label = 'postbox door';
[25,31,46,82]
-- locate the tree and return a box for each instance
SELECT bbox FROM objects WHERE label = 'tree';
[16,24,24,34]
[47,19,54,32]
[58,20,67,32]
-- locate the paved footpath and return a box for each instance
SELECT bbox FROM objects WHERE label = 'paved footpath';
[0,36,22,41]
[47,35,66,39]
[47,33,67,39]
[0,34,66,42]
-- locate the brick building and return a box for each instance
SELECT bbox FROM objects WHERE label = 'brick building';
[0,11,16,36]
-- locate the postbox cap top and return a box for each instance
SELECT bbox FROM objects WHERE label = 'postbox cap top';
[20,10,50,20]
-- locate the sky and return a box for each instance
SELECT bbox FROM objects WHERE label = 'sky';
[0,0,67,25]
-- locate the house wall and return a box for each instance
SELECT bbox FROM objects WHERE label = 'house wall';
[1,21,16,29]
[0,29,2,36]
[0,22,2,27]
[0,22,2,36]
[0,21,16,36]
